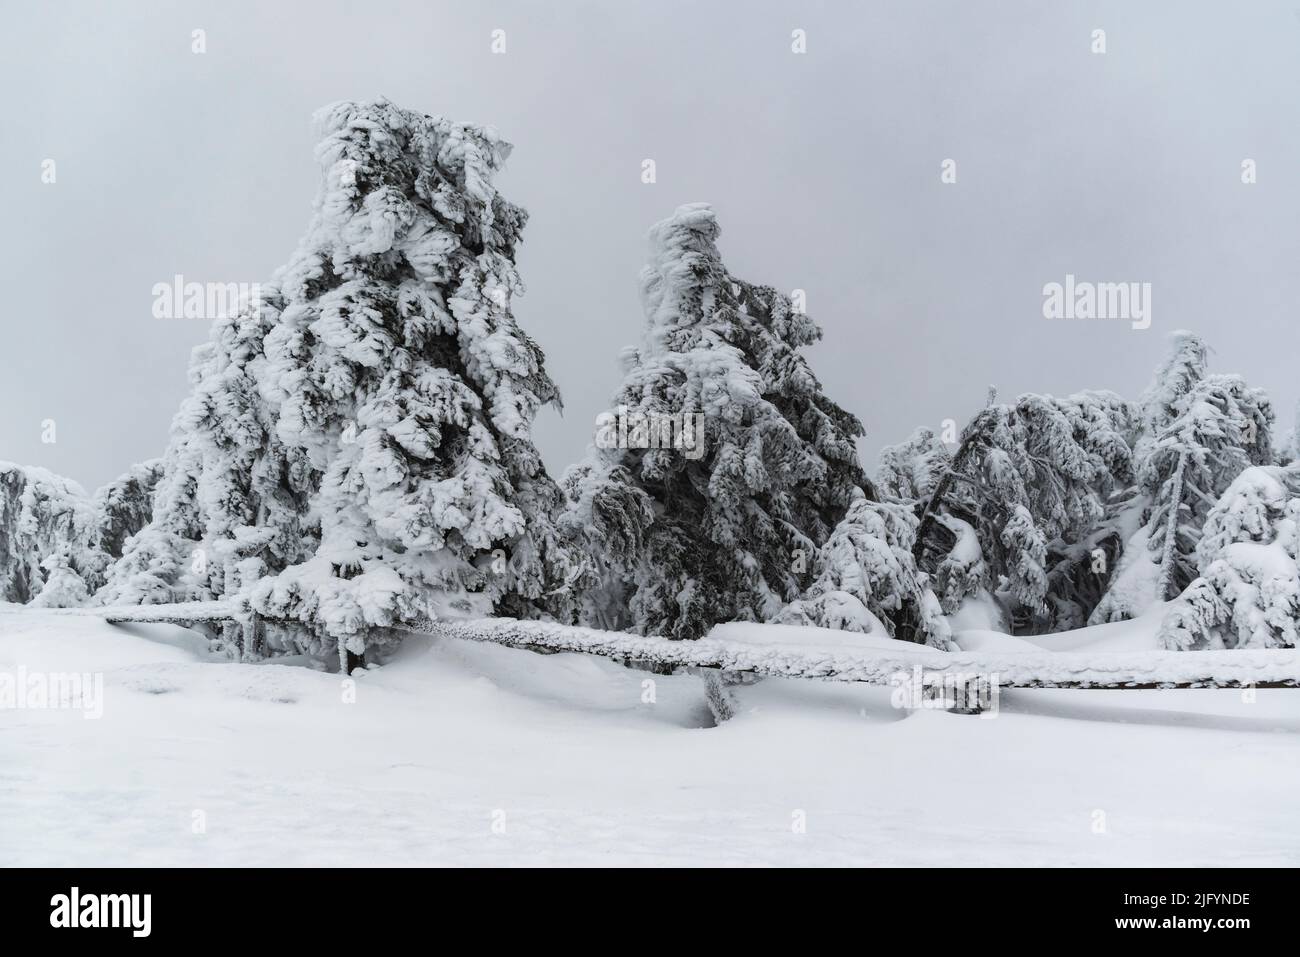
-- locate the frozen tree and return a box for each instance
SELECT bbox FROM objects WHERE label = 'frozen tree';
[1092,332,1211,622]
[30,550,90,609]
[913,391,1139,632]
[245,99,578,666]
[776,488,951,646]
[876,427,951,502]
[74,460,164,593]
[0,460,164,606]
[1159,464,1300,649]
[1090,332,1274,623]
[0,463,94,603]
[1138,329,1209,439]
[89,461,164,558]
[1139,372,1273,602]
[559,462,655,632]
[1279,399,1300,466]
[97,100,578,667]
[563,203,871,640]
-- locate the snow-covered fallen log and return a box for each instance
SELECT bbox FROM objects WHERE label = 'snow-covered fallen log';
[419,618,1300,688]
[3,603,1297,687]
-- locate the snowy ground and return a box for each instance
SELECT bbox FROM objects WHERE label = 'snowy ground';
[2,607,1298,866]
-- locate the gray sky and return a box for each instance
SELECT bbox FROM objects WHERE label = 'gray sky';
[3,0,1299,491]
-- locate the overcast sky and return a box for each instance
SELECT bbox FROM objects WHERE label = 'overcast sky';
[3,0,1299,490]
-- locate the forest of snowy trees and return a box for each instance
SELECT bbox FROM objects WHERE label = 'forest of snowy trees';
[3,98,1298,662]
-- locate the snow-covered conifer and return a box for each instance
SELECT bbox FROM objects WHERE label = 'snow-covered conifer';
[30,550,90,609]
[913,391,1138,632]
[247,100,577,663]
[75,460,164,593]
[1138,329,1208,439]
[1092,332,1274,622]
[876,427,951,502]
[1139,372,1272,602]
[98,100,577,666]
[1158,464,1300,649]
[776,488,951,646]
[563,203,871,639]
[0,463,94,603]
[0,460,167,606]
[89,461,164,558]
[1282,400,1300,465]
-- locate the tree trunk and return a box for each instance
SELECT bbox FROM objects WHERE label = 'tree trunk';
[1156,450,1187,601]
[239,611,262,662]
[913,409,995,565]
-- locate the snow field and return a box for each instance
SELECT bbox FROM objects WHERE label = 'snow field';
[2,610,1296,867]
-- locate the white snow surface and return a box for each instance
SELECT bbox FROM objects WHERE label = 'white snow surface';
[2,607,1298,866]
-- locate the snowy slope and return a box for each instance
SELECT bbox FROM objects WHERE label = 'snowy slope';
[2,609,1298,866]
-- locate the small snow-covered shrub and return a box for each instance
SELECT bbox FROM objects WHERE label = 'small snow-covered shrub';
[29,551,90,609]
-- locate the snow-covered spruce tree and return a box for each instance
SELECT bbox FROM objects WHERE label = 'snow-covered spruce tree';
[0,460,164,605]
[563,203,871,640]
[1281,399,1300,466]
[247,100,577,665]
[89,461,163,554]
[77,459,164,593]
[1138,329,1209,441]
[876,427,951,501]
[1158,464,1300,649]
[1090,332,1209,623]
[30,549,90,609]
[1091,332,1274,623]
[1140,374,1272,601]
[0,463,94,603]
[1135,334,1272,603]
[98,101,574,664]
[775,488,951,646]
[913,391,1140,633]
